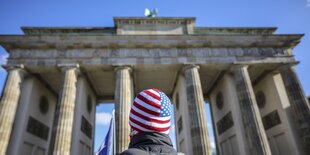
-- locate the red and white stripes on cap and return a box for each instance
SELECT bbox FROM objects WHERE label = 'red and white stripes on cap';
[129,89,172,137]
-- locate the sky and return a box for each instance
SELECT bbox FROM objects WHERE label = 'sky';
[0,0,309,153]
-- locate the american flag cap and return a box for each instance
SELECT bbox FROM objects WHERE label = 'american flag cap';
[129,89,172,138]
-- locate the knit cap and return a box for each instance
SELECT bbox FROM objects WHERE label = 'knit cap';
[129,89,172,137]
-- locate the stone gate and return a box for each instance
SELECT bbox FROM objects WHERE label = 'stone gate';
[0,17,309,155]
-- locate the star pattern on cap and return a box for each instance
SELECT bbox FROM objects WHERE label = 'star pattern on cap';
[159,92,172,117]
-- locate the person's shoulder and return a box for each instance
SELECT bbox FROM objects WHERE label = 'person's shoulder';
[155,153,186,155]
[159,153,186,155]
[119,148,150,155]
[120,149,186,155]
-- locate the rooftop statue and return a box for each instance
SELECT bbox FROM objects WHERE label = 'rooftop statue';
[144,8,158,17]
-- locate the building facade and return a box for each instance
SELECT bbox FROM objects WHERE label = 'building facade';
[0,17,309,155]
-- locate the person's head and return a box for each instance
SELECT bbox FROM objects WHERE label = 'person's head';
[129,89,172,138]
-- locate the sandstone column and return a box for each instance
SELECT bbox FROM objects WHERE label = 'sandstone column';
[183,65,211,155]
[233,66,271,155]
[280,65,310,152]
[53,64,79,155]
[115,66,133,154]
[0,65,25,155]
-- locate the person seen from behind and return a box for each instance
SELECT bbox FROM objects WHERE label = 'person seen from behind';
[120,89,184,155]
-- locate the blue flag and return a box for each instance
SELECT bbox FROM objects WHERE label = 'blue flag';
[96,111,114,155]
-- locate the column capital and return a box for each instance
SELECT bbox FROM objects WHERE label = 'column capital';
[270,64,294,75]
[57,63,80,73]
[278,64,295,71]
[2,64,28,79]
[230,64,249,71]
[114,65,132,73]
[182,64,200,73]
[2,64,24,71]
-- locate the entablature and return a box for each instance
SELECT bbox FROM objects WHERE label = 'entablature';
[0,34,303,50]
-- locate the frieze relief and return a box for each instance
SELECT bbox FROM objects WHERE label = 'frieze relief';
[10,47,288,59]
[115,19,194,26]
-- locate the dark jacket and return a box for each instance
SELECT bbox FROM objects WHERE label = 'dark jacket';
[120,132,179,155]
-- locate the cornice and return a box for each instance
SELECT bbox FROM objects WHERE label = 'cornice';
[0,34,303,51]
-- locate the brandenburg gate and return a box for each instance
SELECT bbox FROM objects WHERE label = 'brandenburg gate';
[0,17,309,155]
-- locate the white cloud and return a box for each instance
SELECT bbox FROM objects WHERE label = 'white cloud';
[0,53,8,64]
[210,142,216,149]
[96,112,112,126]
[170,124,175,132]
[168,124,177,149]
[207,122,212,128]
[0,53,9,73]
[169,124,176,138]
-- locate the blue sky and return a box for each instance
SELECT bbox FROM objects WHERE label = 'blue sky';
[0,0,309,152]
